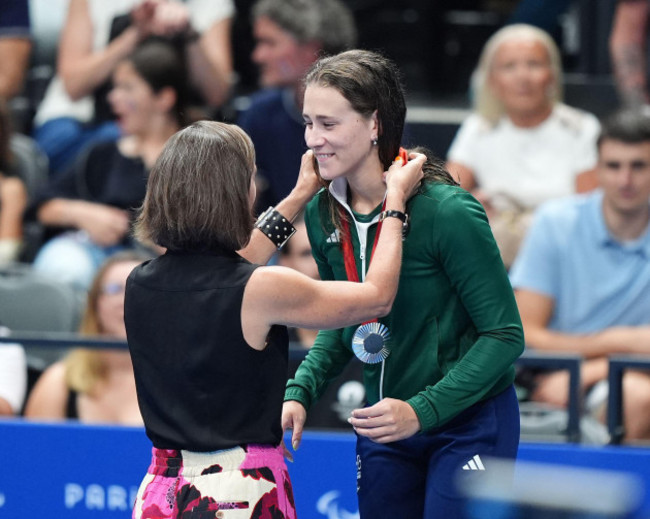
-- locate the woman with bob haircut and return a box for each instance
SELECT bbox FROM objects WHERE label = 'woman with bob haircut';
[282,49,524,519]
[446,24,600,267]
[124,120,425,519]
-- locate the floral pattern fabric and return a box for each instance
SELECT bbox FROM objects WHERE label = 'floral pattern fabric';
[133,445,296,519]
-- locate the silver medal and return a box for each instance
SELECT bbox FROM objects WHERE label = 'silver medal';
[352,322,391,364]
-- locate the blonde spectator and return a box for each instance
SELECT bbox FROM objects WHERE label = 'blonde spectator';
[24,251,150,425]
[446,24,601,267]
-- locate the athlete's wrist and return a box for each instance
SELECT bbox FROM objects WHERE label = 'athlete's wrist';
[383,192,406,213]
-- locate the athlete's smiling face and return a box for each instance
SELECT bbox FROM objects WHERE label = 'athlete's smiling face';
[303,84,378,182]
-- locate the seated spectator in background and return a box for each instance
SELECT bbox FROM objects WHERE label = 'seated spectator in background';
[237,0,356,212]
[610,0,650,107]
[0,99,28,264]
[510,108,650,442]
[446,24,601,268]
[277,214,319,348]
[24,251,149,425]
[29,40,185,291]
[0,0,32,101]
[33,0,234,177]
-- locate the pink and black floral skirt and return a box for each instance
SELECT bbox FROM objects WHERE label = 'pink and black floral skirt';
[132,444,296,519]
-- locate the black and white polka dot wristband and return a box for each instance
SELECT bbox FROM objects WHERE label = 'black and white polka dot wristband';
[255,206,296,249]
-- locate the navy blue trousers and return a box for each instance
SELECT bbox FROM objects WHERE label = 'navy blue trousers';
[355,385,519,519]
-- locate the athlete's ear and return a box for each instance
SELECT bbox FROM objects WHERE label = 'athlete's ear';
[370,110,379,141]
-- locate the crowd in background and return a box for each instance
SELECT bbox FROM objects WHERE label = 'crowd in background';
[0,0,649,447]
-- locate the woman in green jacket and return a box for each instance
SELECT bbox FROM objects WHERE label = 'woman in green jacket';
[282,49,525,519]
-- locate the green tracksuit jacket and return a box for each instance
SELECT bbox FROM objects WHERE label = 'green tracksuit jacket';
[285,181,524,431]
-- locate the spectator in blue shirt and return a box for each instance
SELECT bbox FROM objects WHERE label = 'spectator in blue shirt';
[510,108,650,441]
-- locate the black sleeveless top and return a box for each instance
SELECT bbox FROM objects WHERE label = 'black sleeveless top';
[124,249,288,451]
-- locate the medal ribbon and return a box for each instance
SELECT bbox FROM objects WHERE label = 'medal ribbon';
[340,200,386,283]
[339,201,385,325]
[339,147,408,324]
[342,148,407,364]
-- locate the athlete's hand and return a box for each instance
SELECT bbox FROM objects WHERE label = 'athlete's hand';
[282,400,307,454]
[384,152,425,204]
[348,398,421,443]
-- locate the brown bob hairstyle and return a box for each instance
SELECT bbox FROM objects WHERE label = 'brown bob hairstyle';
[134,121,256,252]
